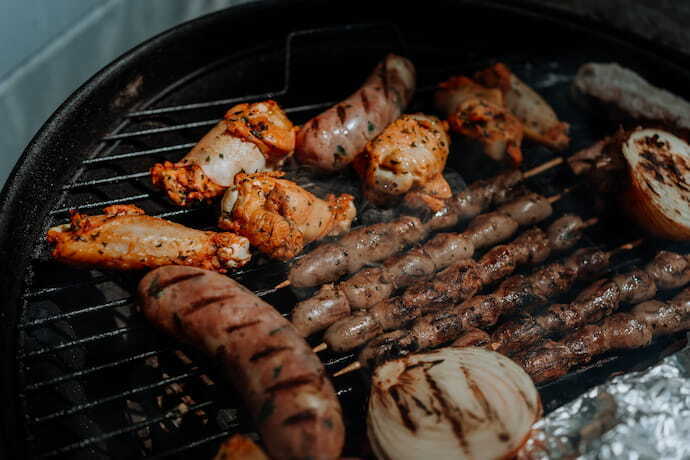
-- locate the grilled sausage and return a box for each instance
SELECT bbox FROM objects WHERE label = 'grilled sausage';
[296,54,416,172]
[138,267,344,460]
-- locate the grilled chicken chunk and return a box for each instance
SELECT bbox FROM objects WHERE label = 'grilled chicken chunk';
[219,172,356,261]
[151,100,295,206]
[47,205,251,271]
[475,63,570,150]
[435,76,524,165]
[354,113,451,209]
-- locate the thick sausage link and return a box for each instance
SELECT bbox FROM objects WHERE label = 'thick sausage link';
[139,267,344,460]
[296,54,415,172]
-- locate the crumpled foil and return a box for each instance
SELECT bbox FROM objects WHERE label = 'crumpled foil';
[527,335,690,459]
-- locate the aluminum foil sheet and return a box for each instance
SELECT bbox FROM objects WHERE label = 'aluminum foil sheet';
[526,335,690,459]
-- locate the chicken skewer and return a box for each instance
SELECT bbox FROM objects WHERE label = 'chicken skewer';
[46,205,251,271]
[287,157,564,289]
[492,250,690,355]
[320,214,595,353]
[338,244,634,375]
[218,171,356,261]
[292,190,562,337]
[514,285,690,384]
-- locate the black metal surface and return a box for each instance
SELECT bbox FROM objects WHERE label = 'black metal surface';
[3,0,690,458]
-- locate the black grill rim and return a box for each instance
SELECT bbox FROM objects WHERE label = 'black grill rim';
[3,0,690,458]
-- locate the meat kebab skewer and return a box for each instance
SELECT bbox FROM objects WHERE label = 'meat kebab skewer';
[514,285,690,384]
[337,243,637,375]
[319,214,595,353]
[287,157,564,289]
[292,189,568,337]
[492,250,690,355]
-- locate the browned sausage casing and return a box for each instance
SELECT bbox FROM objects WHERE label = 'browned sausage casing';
[138,266,344,460]
[295,53,416,172]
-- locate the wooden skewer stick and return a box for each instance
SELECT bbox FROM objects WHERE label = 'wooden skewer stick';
[333,361,361,377]
[312,343,327,353]
[522,156,564,179]
[331,237,643,377]
[273,158,566,292]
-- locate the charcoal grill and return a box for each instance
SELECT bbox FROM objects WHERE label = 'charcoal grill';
[3,1,690,458]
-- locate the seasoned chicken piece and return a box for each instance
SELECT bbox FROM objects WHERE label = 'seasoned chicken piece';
[213,435,269,460]
[353,113,451,209]
[435,76,524,165]
[219,172,356,260]
[151,100,295,206]
[475,63,570,150]
[47,205,250,271]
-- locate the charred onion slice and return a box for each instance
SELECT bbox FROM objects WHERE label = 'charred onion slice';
[621,128,690,240]
[367,347,541,460]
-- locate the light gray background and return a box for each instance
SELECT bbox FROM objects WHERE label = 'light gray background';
[0,0,248,188]
[1,0,689,189]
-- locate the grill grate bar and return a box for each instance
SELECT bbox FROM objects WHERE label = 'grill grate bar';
[23,275,111,299]
[20,298,132,329]
[82,143,196,165]
[62,171,150,190]
[102,119,218,141]
[20,325,144,359]
[152,429,236,458]
[36,400,218,458]
[22,348,173,392]
[49,194,151,215]
[30,368,206,425]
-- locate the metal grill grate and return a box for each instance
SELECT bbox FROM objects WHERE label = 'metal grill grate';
[12,14,689,460]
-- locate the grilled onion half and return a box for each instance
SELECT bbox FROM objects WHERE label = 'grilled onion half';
[619,128,690,240]
[367,347,541,460]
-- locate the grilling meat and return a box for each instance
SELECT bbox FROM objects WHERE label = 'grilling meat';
[359,248,610,369]
[291,193,553,337]
[296,54,416,172]
[353,113,451,209]
[324,214,585,352]
[475,63,570,150]
[435,76,524,165]
[139,267,344,460]
[493,251,690,354]
[151,100,295,206]
[219,172,356,261]
[573,62,690,131]
[288,169,523,288]
[47,205,251,271]
[514,286,690,384]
